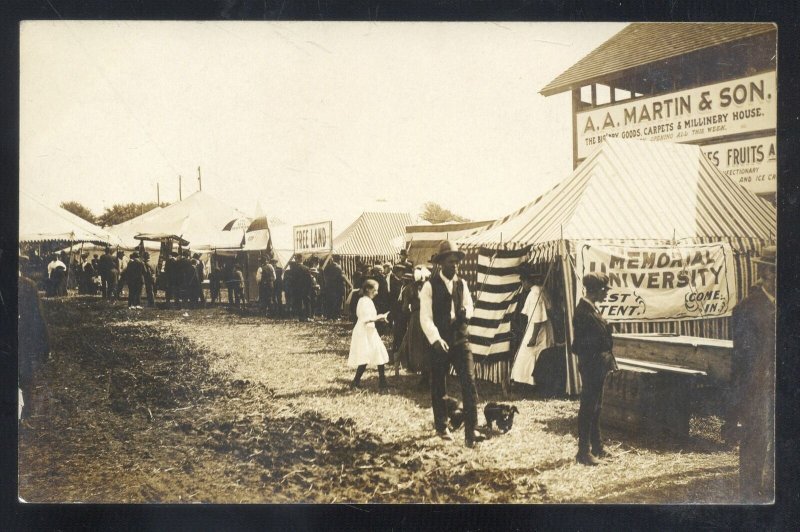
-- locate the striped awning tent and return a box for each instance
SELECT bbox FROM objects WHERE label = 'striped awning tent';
[333,212,414,278]
[459,138,776,392]
[404,220,493,269]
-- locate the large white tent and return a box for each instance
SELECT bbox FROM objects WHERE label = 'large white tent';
[20,191,121,246]
[127,190,248,250]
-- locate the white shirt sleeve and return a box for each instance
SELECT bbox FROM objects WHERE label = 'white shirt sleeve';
[256,267,262,283]
[419,281,440,345]
[462,279,474,321]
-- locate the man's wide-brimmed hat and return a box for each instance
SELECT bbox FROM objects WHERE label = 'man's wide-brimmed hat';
[433,240,465,263]
[753,245,776,268]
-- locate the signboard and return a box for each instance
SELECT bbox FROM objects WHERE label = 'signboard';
[701,136,777,194]
[575,242,737,321]
[293,221,333,254]
[576,72,776,159]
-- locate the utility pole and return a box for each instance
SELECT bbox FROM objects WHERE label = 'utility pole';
[198,166,202,191]
[157,182,160,205]
[179,175,182,201]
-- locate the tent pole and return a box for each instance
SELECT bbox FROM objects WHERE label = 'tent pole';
[559,235,578,396]
[64,233,75,295]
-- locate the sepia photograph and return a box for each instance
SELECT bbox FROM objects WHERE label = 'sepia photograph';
[15,20,777,505]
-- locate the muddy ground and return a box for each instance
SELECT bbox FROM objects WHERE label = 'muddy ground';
[18,296,738,503]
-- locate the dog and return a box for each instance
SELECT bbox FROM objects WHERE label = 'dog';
[484,402,519,433]
[444,395,464,430]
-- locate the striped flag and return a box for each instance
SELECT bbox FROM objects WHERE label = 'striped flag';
[469,246,530,363]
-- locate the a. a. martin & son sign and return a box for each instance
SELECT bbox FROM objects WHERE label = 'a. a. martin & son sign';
[575,242,737,321]
[576,72,776,160]
[293,221,333,254]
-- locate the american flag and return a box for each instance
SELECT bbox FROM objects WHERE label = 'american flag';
[469,246,530,363]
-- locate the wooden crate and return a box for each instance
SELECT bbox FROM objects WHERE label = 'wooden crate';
[600,367,693,441]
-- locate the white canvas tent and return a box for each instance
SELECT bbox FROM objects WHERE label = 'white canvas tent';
[20,191,121,246]
[128,190,248,250]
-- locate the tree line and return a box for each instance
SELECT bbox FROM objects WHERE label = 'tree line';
[62,199,470,227]
[60,201,169,227]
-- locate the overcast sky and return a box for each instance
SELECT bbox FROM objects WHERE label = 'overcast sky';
[20,21,625,229]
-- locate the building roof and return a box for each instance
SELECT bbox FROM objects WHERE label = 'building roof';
[459,138,775,250]
[333,211,414,257]
[540,23,776,96]
[19,191,122,246]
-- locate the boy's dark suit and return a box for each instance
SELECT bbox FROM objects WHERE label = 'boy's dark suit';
[572,298,617,457]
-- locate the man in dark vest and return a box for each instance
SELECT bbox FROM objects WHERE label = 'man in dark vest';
[419,240,484,448]
[723,245,775,502]
[572,272,618,466]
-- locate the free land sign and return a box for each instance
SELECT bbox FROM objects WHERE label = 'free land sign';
[293,221,333,254]
[576,72,776,160]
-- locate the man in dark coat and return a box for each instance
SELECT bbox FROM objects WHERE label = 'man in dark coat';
[97,247,118,301]
[419,240,484,448]
[208,264,223,304]
[191,253,206,306]
[390,263,409,359]
[125,252,146,308]
[271,259,284,317]
[723,246,776,502]
[290,255,313,322]
[142,252,156,307]
[323,255,349,320]
[175,250,197,309]
[18,260,50,419]
[571,272,618,466]
[163,251,178,305]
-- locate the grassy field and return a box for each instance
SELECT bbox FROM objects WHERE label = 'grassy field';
[18,296,738,503]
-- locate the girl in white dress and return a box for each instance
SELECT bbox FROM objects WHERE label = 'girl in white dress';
[510,273,554,386]
[348,279,390,391]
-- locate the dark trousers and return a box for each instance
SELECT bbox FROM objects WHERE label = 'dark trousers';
[430,341,479,433]
[165,281,176,304]
[739,396,774,502]
[101,271,118,300]
[324,291,342,319]
[259,283,274,314]
[227,284,243,307]
[272,288,283,317]
[577,352,615,454]
[144,278,155,306]
[127,281,143,307]
[293,291,310,321]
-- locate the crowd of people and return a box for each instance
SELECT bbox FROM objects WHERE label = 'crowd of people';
[15,238,777,500]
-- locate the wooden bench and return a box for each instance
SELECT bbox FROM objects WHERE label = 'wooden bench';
[599,334,729,441]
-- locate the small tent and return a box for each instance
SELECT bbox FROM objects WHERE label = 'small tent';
[332,212,415,279]
[458,138,776,393]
